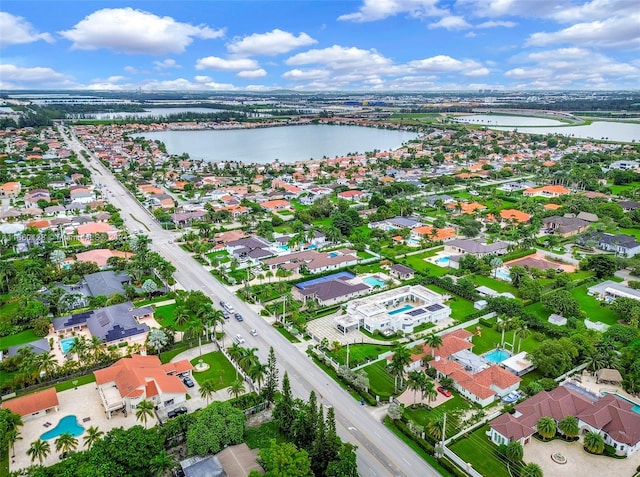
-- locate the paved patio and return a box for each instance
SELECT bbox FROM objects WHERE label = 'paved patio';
[523,437,640,477]
[11,383,152,472]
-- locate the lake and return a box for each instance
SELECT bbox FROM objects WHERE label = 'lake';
[136,125,419,164]
[455,114,566,126]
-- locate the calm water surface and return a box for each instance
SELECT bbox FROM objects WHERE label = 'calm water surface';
[494,121,640,143]
[455,114,566,126]
[137,125,418,163]
[77,107,223,119]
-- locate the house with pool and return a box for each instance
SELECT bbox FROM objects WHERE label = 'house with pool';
[416,329,521,407]
[337,285,451,335]
[94,354,193,418]
[490,385,640,456]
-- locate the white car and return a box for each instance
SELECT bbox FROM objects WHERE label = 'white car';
[250,329,258,336]
[235,334,245,344]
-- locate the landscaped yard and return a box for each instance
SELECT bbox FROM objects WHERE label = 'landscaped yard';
[0,328,40,349]
[569,284,621,325]
[153,303,187,330]
[404,393,473,438]
[473,275,519,296]
[362,360,396,399]
[330,343,392,366]
[464,322,542,355]
[449,424,510,477]
[425,284,477,319]
[190,351,237,390]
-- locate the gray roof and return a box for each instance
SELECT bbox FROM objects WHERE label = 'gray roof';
[227,237,271,249]
[181,456,226,477]
[447,239,508,254]
[8,339,51,357]
[387,216,420,228]
[84,270,129,297]
[297,278,369,301]
[390,264,415,275]
[588,280,640,300]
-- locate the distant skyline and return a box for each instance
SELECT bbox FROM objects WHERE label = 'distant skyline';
[1,1,638,92]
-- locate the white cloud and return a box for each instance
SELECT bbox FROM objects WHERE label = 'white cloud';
[429,15,471,30]
[286,45,393,72]
[194,75,212,83]
[237,69,267,78]
[195,56,260,71]
[0,12,53,47]
[227,29,317,56]
[527,14,640,48]
[0,64,74,89]
[476,20,516,28]
[550,0,639,23]
[123,66,139,74]
[455,0,556,18]
[282,69,330,81]
[60,7,223,55]
[91,75,127,83]
[408,55,483,74]
[153,59,181,70]
[338,0,446,22]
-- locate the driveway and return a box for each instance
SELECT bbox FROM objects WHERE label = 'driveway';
[523,437,640,477]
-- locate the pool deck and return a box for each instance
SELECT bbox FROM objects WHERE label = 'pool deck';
[10,383,155,472]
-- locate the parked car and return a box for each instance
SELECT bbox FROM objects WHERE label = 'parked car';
[236,334,245,344]
[182,376,195,388]
[250,329,258,336]
[167,406,188,418]
[222,311,230,320]
[234,313,243,322]
[437,386,452,397]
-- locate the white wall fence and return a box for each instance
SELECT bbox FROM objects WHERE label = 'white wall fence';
[443,446,484,477]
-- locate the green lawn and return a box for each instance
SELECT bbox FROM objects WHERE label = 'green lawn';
[425,284,477,319]
[449,424,510,477]
[159,345,191,364]
[404,393,473,438]
[244,420,285,449]
[362,360,396,399]
[54,374,96,392]
[357,250,375,259]
[330,343,392,366]
[403,252,451,276]
[618,227,640,239]
[569,284,621,325]
[473,275,519,296]
[153,303,196,331]
[190,351,237,390]
[0,329,40,349]
[464,323,542,355]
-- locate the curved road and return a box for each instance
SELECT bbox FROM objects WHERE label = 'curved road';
[58,124,440,477]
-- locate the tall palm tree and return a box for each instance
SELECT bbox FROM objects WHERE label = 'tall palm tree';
[584,431,605,454]
[55,432,78,456]
[83,425,104,449]
[520,463,543,477]
[174,306,191,330]
[426,415,444,441]
[424,334,443,358]
[407,371,425,408]
[7,428,22,458]
[248,362,268,391]
[422,377,438,408]
[185,319,205,356]
[227,343,244,364]
[135,400,155,428]
[536,416,556,440]
[27,439,51,464]
[558,415,579,439]
[199,379,216,405]
[150,449,177,477]
[228,379,245,399]
[389,345,411,393]
[238,347,259,373]
[505,440,523,464]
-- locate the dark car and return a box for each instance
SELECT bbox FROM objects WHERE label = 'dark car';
[167,406,188,419]
[182,376,195,388]
[234,313,243,321]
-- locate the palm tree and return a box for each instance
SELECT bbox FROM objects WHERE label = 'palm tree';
[199,379,217,405]
[55,432,78,456]
[558,415,579,439]
[505,440,523,464]
[584,431,605,454]
[248,362,268,391]
[228,379,245,399]
[422,377,438,408]
[174,306,191,329]
[424,334,443,358]
[7,428,22,458]
[83,425,104,449]
[520,463,543,477]
[238,347,259,373]
[389,345,411,393]
[407,371,424,408]
[135,399,155,428]
[150,449,177,477]
[426,415,444,441]
[536,416,556,440]
[27,439,51,464]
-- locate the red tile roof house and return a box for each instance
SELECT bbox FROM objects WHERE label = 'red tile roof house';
[260,199,291,212]
[94,354,193,418]
[76,221,119,244]
[0,181,21,198]
[337,190,366,201]
[523,185,571,198]
[414,329,521,407]
[1,387,59,422]
[489,385,640,456]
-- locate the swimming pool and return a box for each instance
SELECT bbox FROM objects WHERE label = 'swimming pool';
[364,277,385,288]
[328,252,339,258]
[389,305,413,316]
[41,415,85,440]
[278,245,289,251]
[495,268,511,281]
[484,348,511,364]
[435,256,450,265]
[60,337,77,354]
[602,392,640,414]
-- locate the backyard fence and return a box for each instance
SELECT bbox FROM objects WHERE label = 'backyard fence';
[443,446,484,477]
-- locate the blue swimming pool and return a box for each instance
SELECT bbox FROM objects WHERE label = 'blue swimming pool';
[41,415,85,440]
[328,252,339,258]
[60,337,77,354]
[495,268,511,281]
[602,392,640,415]
[364,277,385,288]
[389,305,413,316]
[484,348,511,364]
[435,256,450,265]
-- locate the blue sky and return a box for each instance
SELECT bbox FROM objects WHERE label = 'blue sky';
[1,0,638,91]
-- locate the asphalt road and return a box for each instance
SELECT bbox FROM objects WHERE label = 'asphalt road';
[58,125,441,477]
